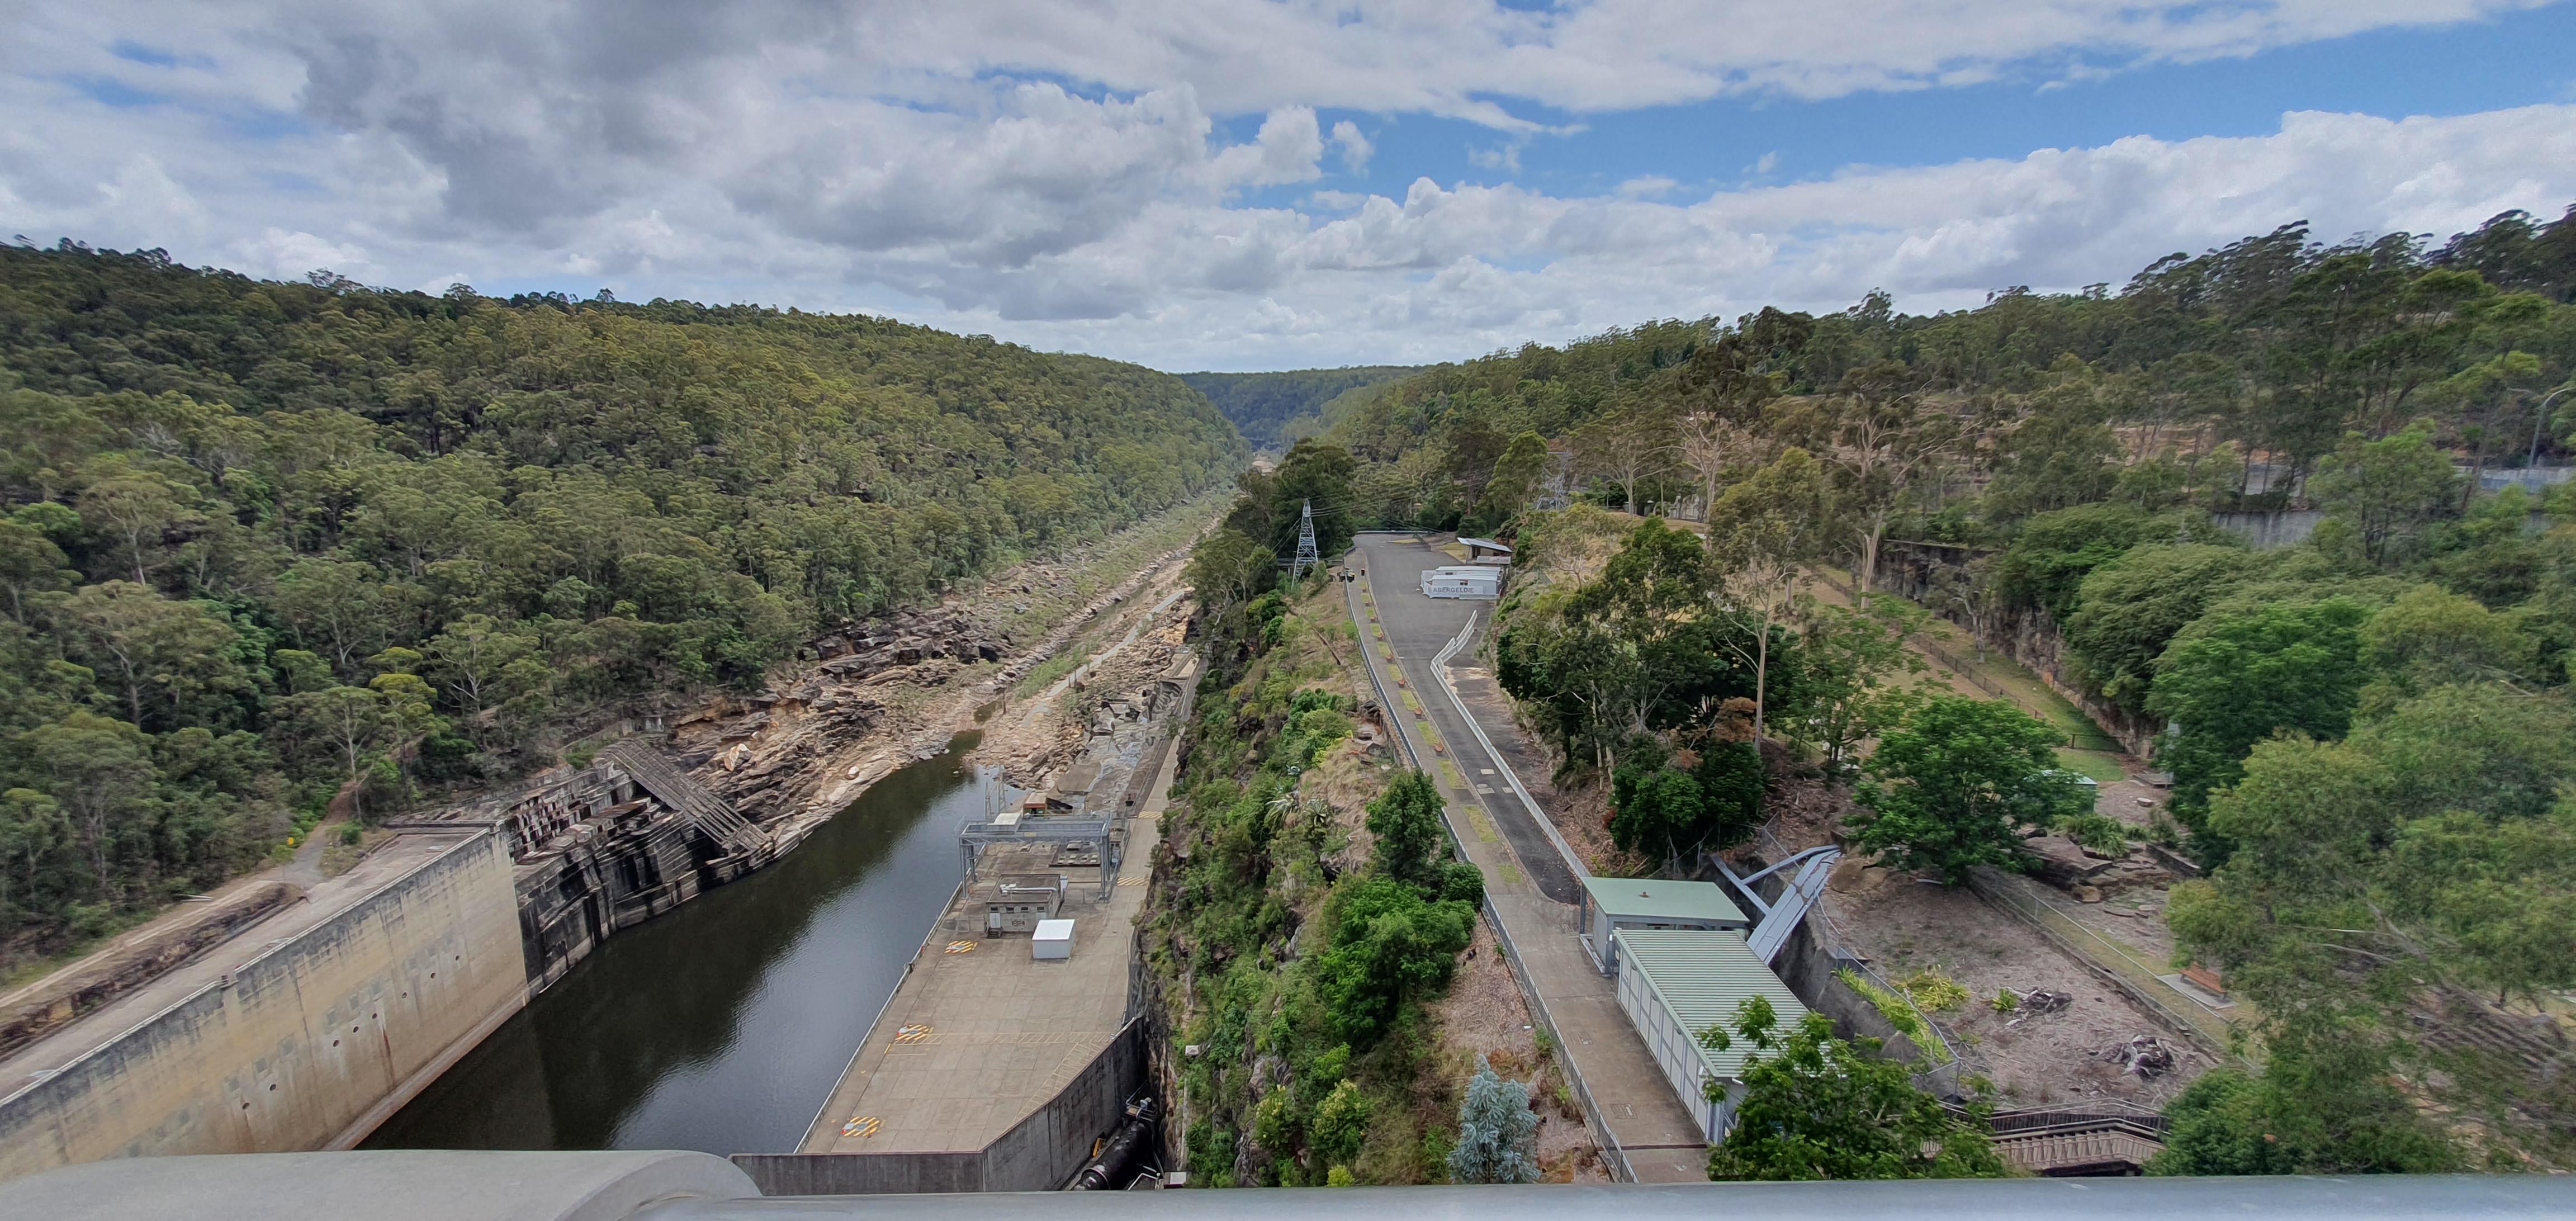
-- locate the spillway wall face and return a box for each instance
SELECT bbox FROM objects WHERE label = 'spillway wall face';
[0,831,529,1182]
[734,1016,1154,1195]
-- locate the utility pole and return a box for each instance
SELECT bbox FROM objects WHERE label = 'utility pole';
[1291,499,1320,579]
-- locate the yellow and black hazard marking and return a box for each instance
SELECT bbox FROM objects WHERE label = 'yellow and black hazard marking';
[841,1115,881,1138]
[894,1024,934,1044]
[1116,875,1146,888]
[944,940,978,954]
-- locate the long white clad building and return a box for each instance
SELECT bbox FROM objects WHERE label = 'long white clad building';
[1420,565,1502,599]
[1611,927,1811,1143]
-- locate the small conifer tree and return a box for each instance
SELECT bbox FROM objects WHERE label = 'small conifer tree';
[1446,1054,1540,1184]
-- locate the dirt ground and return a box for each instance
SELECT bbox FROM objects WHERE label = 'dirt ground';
[971,562,1196,785]
[1758,735,2210,1108]
[1432,917,1612,1182]
[1821,871,2212,1109]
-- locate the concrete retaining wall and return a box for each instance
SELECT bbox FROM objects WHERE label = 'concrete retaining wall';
[0,832,528,1182]
[735,1015,1150,1195]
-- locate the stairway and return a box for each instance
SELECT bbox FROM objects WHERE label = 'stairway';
[598,740,766,856]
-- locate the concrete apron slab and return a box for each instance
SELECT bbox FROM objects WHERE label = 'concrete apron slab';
[795,811,1162,1160]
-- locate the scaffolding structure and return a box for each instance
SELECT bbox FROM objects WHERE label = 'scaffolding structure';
[958,818,1121,897]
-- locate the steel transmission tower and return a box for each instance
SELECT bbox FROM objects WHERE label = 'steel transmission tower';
[1291,499,1321,579]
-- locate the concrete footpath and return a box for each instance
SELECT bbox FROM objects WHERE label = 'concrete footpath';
[1344,535,1707,1184]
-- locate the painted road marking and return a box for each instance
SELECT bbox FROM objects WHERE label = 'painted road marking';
[842,1116,882,1138]
[1117,875,1146,887]
[944,940,978,954]
[895,1024,934,1044]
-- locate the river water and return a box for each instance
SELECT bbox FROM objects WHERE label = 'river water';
[365,736,985,1155]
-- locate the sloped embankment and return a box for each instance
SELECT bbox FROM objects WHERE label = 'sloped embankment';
[1144,579,1600,1187]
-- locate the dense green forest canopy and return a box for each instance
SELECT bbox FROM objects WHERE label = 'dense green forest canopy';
[1182,204,2576,1173]
[0,241,1246,966]
[1317,205,2576,539]
[1178,366,1419,451]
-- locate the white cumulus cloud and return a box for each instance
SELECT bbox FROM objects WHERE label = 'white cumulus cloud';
[3,1,2572,368]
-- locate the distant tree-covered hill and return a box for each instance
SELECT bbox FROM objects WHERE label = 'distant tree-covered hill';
[0,241,1246,966]
[1178,366,1420,450]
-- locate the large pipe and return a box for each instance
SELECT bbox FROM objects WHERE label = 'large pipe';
[1069,1095,1161,1190]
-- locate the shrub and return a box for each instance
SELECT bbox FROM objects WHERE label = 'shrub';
[1364,769,1448,886]
[2056,812,2131,856]
[1897,968,1969,1013]
[1310,1079,1372,1167]
[1446,1056,1539,1184]
[1440,861,1485,906]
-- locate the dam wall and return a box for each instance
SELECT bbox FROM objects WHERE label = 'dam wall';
[734,1015,1152,1195]
[0,830,528,1181]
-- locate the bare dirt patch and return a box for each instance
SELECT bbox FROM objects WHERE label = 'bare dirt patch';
[1431,917,1609,1182]
[1822,871,2213,1109]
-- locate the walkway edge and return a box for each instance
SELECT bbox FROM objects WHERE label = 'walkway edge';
[1481,895,1637,1183]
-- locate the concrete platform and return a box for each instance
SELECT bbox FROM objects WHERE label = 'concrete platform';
[797,814,1162,1158]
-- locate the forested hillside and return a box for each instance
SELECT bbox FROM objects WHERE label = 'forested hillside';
[1178,367,1419,451]
[0,242,1245,969]
[1181,204,2576,1175]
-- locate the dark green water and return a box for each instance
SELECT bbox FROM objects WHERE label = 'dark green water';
[364,737,982,1155]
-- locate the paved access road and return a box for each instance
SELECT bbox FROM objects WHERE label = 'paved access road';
[1343,533,1708,1183]
[1348,533,1580,904]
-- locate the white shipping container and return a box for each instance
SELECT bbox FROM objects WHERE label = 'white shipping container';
[1033,918,1074,960]
[1420,566,1501,600]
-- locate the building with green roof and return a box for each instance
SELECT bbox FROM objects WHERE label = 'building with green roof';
[1611,927,1810,1143]
[1578,876,1749,979]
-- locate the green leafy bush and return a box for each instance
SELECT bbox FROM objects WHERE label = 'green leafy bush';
[2056,812,2132,856]
[1896,969,1969,1013]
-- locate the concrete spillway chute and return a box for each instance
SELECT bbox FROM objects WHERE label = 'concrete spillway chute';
[1712,845,1843,965]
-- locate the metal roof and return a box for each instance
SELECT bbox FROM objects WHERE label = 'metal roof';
[1456,537,1514,553]
[1581,876,1748,926]
[1616,929,1810,1080]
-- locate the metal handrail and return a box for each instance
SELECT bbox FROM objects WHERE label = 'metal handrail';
[1431,610,1589,881]
[25,1155,2566,1219]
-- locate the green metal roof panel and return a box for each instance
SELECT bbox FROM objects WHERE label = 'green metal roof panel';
[1616,928,1810,1080]
[1580,876,1748,926]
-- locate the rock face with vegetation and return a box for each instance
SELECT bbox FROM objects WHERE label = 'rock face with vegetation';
[1149,575,1491,1186]
[0,242,1244,974]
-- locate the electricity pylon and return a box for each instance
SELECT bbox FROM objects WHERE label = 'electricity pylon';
[1291,499,1320,579]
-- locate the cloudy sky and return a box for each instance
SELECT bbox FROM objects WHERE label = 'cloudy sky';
[6,2,2576,371]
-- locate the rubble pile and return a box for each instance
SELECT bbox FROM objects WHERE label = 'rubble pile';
[673,542,1196,835]
[2017,988,2074,1014]
[812,609,1007,679]
[2019,833,2177,898]
[2093,1035,2178,1078]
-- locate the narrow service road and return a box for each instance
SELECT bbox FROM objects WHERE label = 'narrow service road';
[1348,532,1581,904]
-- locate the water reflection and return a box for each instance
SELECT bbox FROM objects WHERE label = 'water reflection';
[366,736,984,1154]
